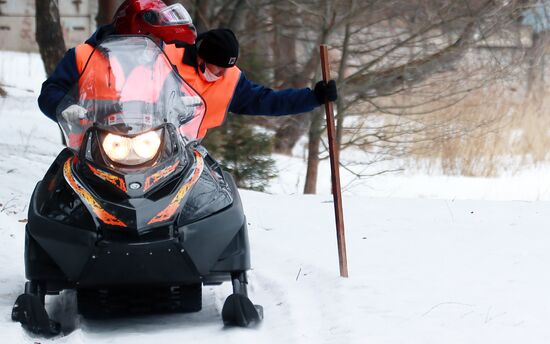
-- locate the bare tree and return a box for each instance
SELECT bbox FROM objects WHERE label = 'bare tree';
[35,0,66,76]
[300,0,540,193]
[173,0,544,193]
[304,108,324,193]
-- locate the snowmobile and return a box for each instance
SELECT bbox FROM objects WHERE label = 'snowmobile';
[11,36,262,335]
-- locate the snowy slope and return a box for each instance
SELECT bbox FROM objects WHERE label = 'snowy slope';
[1,52,550,343]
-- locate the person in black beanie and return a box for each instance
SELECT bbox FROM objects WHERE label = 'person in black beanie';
[171,28,337,137]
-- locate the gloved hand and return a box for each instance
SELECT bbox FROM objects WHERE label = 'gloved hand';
[61,104,87,123]
[174,96,202,124]
[314,80,338,104]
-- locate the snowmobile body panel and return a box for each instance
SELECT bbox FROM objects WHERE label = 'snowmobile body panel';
[25,146,250,290]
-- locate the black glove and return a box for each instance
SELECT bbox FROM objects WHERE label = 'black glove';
[314,80,338,104]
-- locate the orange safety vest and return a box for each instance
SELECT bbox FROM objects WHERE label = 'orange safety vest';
[76,44,120,102]
[75,43,241,139]
[163,44,241,138]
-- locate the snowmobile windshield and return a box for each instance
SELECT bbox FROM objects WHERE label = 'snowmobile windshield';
[57,35,206,152]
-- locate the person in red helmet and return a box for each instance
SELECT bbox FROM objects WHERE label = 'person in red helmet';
[38,0,197,122]
[112,0,196,45]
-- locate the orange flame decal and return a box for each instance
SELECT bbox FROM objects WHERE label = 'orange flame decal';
[64,158,127,227]
[143,160,180,192]
[86,163,127,192]
[148,151,204,225]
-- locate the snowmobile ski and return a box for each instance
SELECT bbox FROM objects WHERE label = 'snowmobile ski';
[12,282,61,336]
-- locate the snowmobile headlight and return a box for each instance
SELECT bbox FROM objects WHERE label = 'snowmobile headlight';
[132,131,161,160]
[102,130,162,166]
[102,133,131,161]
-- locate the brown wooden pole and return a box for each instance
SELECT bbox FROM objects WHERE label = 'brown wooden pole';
[320,45,349,278]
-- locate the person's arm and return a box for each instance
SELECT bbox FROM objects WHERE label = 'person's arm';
[37,48,80,122]
[228,73,320,116]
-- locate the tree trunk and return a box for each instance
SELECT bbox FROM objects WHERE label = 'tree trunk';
[0,85,6,97]
[273,7,297,87]
[226,0,247,32]
[35,0,66,77]
[193,0,210,33]
[271,5,311,155]
[526,32,547,102]
[96,0,116,27]
[273,115,310,155]
[304,110,323,194]
[335,20,352,148]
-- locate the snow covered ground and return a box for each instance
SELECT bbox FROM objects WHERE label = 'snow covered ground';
[1,51,550,343]
[269,152,550,200]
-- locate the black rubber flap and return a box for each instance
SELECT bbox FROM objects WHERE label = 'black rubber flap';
[12,294,61,336]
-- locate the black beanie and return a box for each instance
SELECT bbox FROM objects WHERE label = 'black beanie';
[197,28,239,68]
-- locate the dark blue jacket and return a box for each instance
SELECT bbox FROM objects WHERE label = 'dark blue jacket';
[38,25,320,122]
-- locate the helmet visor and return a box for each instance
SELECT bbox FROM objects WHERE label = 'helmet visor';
[158,4,192,25]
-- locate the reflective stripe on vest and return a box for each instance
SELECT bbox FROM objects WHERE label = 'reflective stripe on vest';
[163,44,241,138]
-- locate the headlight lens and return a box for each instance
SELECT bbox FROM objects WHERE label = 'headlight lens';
[102,130,161,165]
[102,133,131,161]
[132,131,161,159]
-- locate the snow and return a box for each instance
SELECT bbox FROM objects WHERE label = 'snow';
[1,51,550,343]
[269,153,550,201]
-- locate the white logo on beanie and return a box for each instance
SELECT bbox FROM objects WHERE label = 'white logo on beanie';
[228,57,237,65]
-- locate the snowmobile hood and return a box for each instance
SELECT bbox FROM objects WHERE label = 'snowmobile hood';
[63,149,205,233]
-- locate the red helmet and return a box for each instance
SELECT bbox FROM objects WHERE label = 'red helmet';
[113,0,196,44]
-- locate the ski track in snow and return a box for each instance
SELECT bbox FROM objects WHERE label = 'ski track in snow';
[2,54,550,343]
